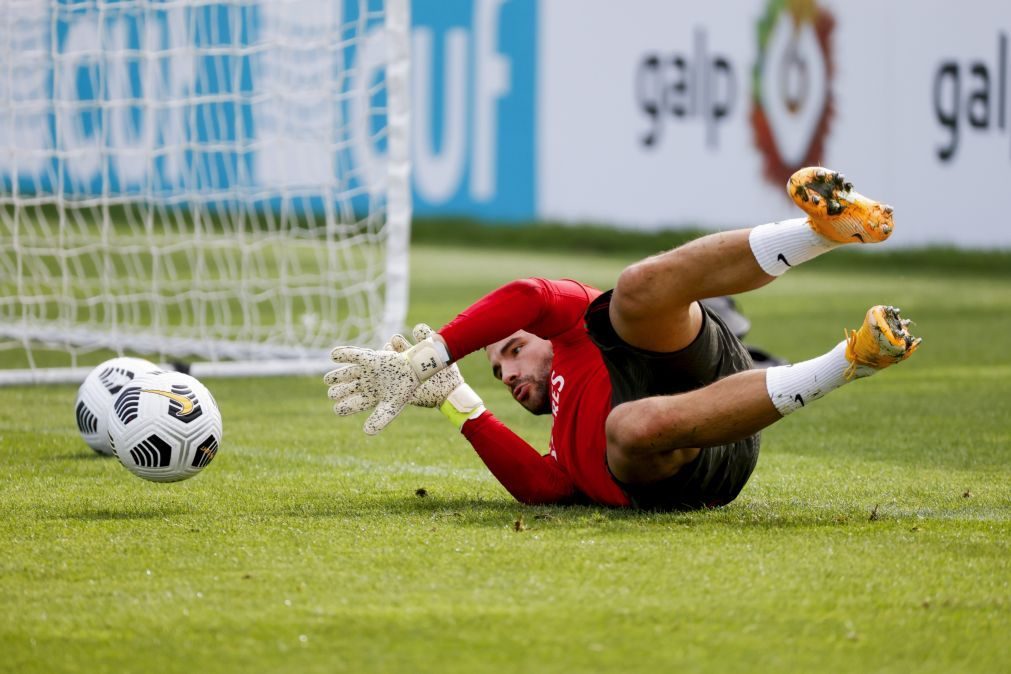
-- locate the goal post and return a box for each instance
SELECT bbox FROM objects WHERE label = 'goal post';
[0,0,411,385]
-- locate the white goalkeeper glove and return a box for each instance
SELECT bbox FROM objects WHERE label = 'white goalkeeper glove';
[394,324,485,429]
[326,324,482,434]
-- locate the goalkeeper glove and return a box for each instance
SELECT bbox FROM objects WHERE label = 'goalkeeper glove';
[327,328,451,435]
[326,324,477,434]
[393,324,485,429]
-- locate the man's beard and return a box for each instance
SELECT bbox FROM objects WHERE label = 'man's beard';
[519,357,553,416]
[522,378,552,416]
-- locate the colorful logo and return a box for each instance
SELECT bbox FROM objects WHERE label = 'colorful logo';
[751,0,836,187]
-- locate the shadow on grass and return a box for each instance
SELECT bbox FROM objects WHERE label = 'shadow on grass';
[258,491,891,531]
[49,452,111,461]
[59,507,186,521]
[52,492,972,531]
[263,492,640,525]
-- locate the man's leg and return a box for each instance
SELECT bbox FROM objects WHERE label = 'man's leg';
[605,369,771,483]
[610,168,894,353]
[607,305,920,484]
[610,230,774,354]
[605,168,901,485]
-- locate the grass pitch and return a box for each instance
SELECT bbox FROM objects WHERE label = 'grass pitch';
[2,243,1010,674]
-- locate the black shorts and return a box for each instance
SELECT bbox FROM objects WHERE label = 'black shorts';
[584,290,761,512]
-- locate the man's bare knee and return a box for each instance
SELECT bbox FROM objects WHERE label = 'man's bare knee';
[607,399,690,456]
[606,400,654,455]
[613,259,665,320]
[606,401,699,484]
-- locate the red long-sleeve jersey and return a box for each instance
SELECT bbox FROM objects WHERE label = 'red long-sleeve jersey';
[439,278,631,507]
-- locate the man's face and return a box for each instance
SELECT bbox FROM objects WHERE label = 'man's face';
[486,330,554,415]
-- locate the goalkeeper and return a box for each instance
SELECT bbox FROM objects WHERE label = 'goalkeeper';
[326,167,920,511]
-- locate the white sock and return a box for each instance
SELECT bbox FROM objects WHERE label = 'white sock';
[765,341,855,416]
[749,218,840,276]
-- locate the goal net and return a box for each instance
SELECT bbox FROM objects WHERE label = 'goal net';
[0,0,411,384]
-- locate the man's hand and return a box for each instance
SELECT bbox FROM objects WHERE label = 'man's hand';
[326,326,451,435]
[387,325,465,407]
[399,325,486,428]
[326,324,483,433]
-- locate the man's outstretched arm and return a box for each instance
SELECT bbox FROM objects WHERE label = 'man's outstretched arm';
[328,279,592,435]
[329,324,578,505]
[457,412,576,505]
[438,278,595,360]
[407,324,578,505]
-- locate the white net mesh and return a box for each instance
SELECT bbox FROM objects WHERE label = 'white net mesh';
[0,0,410,382]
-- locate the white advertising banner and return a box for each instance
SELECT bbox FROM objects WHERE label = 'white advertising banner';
[5,1,1008,247]
[538,0,1011,247]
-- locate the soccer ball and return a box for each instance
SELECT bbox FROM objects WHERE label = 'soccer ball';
[108,370,223,483]
[75,357,161,455]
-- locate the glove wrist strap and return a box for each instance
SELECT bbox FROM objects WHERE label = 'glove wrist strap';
[439,383,486,429]
[406,338,451,381]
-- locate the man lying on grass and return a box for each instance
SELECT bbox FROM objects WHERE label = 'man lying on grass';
[325,167,920,511]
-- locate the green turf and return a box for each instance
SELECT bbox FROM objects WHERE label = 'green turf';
[2,243,1009,674]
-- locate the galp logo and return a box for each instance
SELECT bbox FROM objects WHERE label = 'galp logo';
[751,0,836,186]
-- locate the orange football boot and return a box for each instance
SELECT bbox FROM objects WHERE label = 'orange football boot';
[844,305,921,379]
[788,167,894,244]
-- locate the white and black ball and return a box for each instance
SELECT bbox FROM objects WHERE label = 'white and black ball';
[75,357,160,455]
[108,370,223,483]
